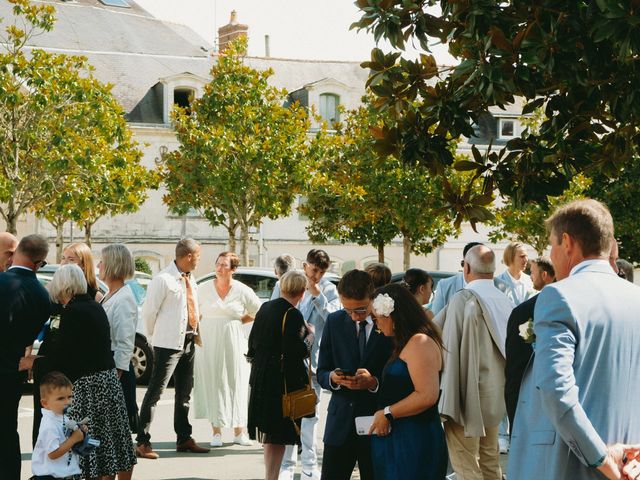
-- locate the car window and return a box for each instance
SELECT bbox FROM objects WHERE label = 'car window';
[234,273,277,300]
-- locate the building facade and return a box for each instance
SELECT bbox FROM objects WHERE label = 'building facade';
[3,0,531,276]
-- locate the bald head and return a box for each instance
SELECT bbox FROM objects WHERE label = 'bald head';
[464,244,496,282]
[0,232,18,271]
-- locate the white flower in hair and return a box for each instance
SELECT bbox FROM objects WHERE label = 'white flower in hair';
[373,293,395,317]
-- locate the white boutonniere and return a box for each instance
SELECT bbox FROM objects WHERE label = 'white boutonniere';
[372,293,394,317]
[518,318,535,344]
[49,314,61,330]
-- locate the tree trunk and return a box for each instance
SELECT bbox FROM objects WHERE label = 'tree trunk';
[377,241,385,263]
[84,221,93,248]
[5,214,17,235]
[225,217,237,253]
[55,222,64,262]
[402,235,411,271]
[240,223,249,266]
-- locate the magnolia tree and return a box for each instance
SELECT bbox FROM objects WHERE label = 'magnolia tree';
[353,0,640,225]
[302,97,469,269]
[162,39,311,265]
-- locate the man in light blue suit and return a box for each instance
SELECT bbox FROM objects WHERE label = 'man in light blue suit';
[431,242,483,315]
[509,199,640,480]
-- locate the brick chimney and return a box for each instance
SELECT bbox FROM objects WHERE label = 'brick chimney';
[217,10,248,53]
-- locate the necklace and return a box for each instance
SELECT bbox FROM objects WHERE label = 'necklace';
[100,285,123,304]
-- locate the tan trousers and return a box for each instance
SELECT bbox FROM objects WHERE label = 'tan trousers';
[444,421,502,480]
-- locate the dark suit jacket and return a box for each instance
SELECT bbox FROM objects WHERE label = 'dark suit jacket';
[317,310,392,446]
[505,294,537,428]
[0,268,51,377]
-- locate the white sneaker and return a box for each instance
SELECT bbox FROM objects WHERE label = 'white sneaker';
[278,469,294,480]
[300,468,321,480]
[210,433,223,447]
[233,433,253,446]
[498,437,510,454]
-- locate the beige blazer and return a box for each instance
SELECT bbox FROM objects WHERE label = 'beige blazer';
[435,289,506,437]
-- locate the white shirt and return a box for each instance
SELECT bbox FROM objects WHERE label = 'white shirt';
[496,270,534,306]
[32,409,81,478]
[101,285,138,371]
[466,279,515,357]
[142,261,200,350]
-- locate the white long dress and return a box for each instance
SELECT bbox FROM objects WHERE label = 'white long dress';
[193,279,261,427]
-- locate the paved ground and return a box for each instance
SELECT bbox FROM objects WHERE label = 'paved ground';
[19,386,336,480]
[18,386,507,480]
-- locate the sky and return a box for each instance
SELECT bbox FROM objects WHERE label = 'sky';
[134,0,455,64]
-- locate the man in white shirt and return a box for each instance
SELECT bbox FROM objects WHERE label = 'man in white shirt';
[135,238,209,459]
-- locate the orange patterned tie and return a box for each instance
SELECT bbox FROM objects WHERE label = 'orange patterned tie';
[182,272,197,330]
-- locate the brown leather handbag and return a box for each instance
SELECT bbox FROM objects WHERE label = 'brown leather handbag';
[281,308,317,422]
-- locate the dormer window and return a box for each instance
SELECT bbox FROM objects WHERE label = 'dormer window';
[319,93,340,127]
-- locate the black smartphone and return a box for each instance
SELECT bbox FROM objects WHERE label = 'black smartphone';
[335,368,356,377]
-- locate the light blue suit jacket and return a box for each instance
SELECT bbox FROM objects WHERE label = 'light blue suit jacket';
[509,260,640,479]
[431,272,464,315]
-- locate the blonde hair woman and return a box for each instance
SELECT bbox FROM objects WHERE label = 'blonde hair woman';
[98,244,138,432]
[247,271,314,480]
[61,242,102,301]
[495,241,534,306]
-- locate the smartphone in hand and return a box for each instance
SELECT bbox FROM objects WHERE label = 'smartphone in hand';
[335,368,356,377]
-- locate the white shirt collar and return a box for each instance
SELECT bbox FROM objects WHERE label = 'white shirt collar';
[8,265,33,272]
[569,258,610,276]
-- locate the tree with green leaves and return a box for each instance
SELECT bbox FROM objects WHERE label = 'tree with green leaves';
[162,39,311,265]
[353,0,640,224]
[0,0,149,235]
[302,97,465,269]
[489,174,591,255]
[588,158,640,264]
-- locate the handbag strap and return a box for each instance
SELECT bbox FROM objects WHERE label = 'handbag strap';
[281,307,313,395]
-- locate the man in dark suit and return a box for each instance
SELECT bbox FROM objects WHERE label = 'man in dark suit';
[0,234,51,480]
[317,269,392,480]
[504,256,555,429]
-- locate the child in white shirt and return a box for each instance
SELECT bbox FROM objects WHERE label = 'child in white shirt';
[31,372,84,480]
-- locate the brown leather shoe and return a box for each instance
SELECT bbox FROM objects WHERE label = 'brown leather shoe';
[176,437,210,453]
[136,443,159,460]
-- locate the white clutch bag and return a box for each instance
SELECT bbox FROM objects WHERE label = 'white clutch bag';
[354,415,374,436]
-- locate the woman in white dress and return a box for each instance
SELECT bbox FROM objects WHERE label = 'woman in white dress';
[194,251,261,447]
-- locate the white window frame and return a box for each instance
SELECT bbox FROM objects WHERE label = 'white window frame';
[498,118,518,139]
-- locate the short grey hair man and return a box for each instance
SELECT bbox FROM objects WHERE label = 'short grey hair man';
[274,254,296,278]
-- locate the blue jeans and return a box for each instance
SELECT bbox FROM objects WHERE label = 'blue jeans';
[136,335,195,445]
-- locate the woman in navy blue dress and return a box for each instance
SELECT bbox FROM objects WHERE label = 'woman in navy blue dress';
[369,283,447,480]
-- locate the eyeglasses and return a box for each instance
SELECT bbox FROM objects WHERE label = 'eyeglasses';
[36,260,47,269]
[344,307,369,316]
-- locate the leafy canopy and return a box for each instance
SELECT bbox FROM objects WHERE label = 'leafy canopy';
[353,0,640,224]
[162,38,311,263]
[302,96,462,265]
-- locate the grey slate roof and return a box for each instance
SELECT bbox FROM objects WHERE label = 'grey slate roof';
[0,0,368,122]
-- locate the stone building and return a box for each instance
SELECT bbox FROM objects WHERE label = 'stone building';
[1,0,531,276]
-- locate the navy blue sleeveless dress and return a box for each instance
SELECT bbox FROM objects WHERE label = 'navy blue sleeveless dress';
[371,357,447,479]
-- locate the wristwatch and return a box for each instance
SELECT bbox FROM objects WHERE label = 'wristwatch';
[383,405,394,422]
